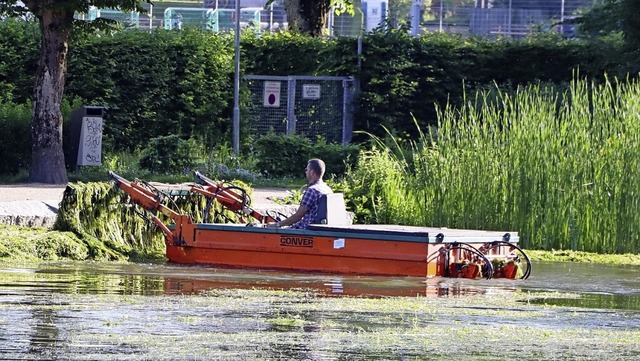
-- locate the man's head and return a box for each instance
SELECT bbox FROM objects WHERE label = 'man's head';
[305,158,326,181]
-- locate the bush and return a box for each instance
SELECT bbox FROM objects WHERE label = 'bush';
[66,29,235,152]
[255,132,312,178]
[309,137,360,177]
[138,135,205,174]
[0,101,31,175]
[254,132,360,179]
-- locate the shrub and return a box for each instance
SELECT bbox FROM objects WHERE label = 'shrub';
[309,137,360,178]
[138,135,205,174]
[255,132,312,178]
[254,132,359,179]
[0,101,31,175]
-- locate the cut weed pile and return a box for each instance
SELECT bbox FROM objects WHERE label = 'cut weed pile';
[0,181,211,262]
[0,182,165,262]
[53,181,166,261]
[0,224,90,261]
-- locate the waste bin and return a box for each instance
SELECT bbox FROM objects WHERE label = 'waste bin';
[68,106,105,170]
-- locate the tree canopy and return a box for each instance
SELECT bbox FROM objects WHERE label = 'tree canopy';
[0,0,146,183]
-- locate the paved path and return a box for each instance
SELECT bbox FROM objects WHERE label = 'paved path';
[0,183,294,228]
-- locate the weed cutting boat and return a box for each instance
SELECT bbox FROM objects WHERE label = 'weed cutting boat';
[109,171,531,279]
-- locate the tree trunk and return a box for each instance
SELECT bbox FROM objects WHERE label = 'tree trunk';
[284,0,331,36]
[283,0,303,32]
[27,2,74,184]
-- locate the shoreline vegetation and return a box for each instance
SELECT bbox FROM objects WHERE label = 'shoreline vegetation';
[3,78,640,263]
[1,223,639,266]
[334,76,640,255]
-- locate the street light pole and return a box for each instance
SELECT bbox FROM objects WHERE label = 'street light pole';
[232,0,241,156]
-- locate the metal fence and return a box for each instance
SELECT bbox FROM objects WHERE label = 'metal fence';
[77,0,596,39]
[244,75,355,144]
[413,0,594,38]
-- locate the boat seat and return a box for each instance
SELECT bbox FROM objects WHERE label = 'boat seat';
[314,193,350,225]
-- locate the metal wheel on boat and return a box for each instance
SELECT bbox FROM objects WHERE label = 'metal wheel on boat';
[444,242,495,280]
[480,241,532,280]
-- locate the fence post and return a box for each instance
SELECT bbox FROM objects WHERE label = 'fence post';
[286,76,297,135]
[342,78,354,145]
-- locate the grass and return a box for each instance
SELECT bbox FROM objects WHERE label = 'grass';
[526,249,640,265]
[337,76,640,254]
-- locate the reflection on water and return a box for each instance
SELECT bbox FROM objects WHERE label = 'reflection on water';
[0,261,638,299]
[0,262,490,298]
[528,293,640,311]
[521,261,640,311]
[0,261,639,360]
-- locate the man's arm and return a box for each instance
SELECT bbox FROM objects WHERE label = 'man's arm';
[278,205,309,227]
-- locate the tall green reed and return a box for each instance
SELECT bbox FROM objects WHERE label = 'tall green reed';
[343,76,640,253]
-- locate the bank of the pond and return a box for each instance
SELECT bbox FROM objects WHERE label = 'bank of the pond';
[0,183,65,227]
[1,183,639,266]
[1,223,639,266]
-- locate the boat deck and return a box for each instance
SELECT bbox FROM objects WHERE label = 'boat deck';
[193,223,517,244]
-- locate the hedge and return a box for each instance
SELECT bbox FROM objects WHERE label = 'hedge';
[0,19,631,176]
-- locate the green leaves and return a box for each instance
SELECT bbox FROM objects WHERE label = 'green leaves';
[342,76,640,254]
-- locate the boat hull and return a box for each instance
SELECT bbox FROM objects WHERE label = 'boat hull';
[165,223,518,277]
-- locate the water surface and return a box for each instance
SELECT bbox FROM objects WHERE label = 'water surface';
[1,261,639,360]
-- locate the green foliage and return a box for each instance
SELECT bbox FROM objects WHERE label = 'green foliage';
[0,19,39,104]
[255,132,312,178]
[254,132,358,179]
[242,31,339,75]
[138,135,206,174]
[308,137,361,177]
[526,249,640,265]
[354,29,627,142]
[199,143,261,184]
[0,20,635,178]
[66,28,234,152]
[577,0,623,38]
[341,76,640,254]
[0,101,31,175]
[0,96,86,176]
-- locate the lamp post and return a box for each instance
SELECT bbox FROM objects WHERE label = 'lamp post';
[232,0,241,155]
[508,0,512,36]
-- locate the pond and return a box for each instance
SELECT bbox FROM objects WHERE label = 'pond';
[1,261,639,360]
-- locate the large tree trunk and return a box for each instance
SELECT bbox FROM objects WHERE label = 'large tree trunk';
[27,2,74,184]
[284,0,331,36]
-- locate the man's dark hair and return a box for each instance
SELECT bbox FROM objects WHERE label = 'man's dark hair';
[308,158,326,178]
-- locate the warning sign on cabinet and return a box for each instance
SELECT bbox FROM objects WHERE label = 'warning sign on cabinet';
[263,81,281,107]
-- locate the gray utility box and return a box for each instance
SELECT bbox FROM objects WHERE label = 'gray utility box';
[69,106,105,170]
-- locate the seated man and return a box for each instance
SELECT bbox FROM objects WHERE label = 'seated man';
[270,158,333,230]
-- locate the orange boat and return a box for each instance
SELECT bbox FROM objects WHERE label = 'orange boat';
[109,172,531,280]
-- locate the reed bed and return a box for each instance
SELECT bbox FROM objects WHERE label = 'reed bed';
[345,77,640,253]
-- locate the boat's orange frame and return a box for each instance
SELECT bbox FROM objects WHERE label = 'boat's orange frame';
[162,223,513,277]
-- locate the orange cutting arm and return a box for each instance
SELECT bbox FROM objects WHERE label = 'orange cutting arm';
[109,171,192,244]
[193,171,277,224]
